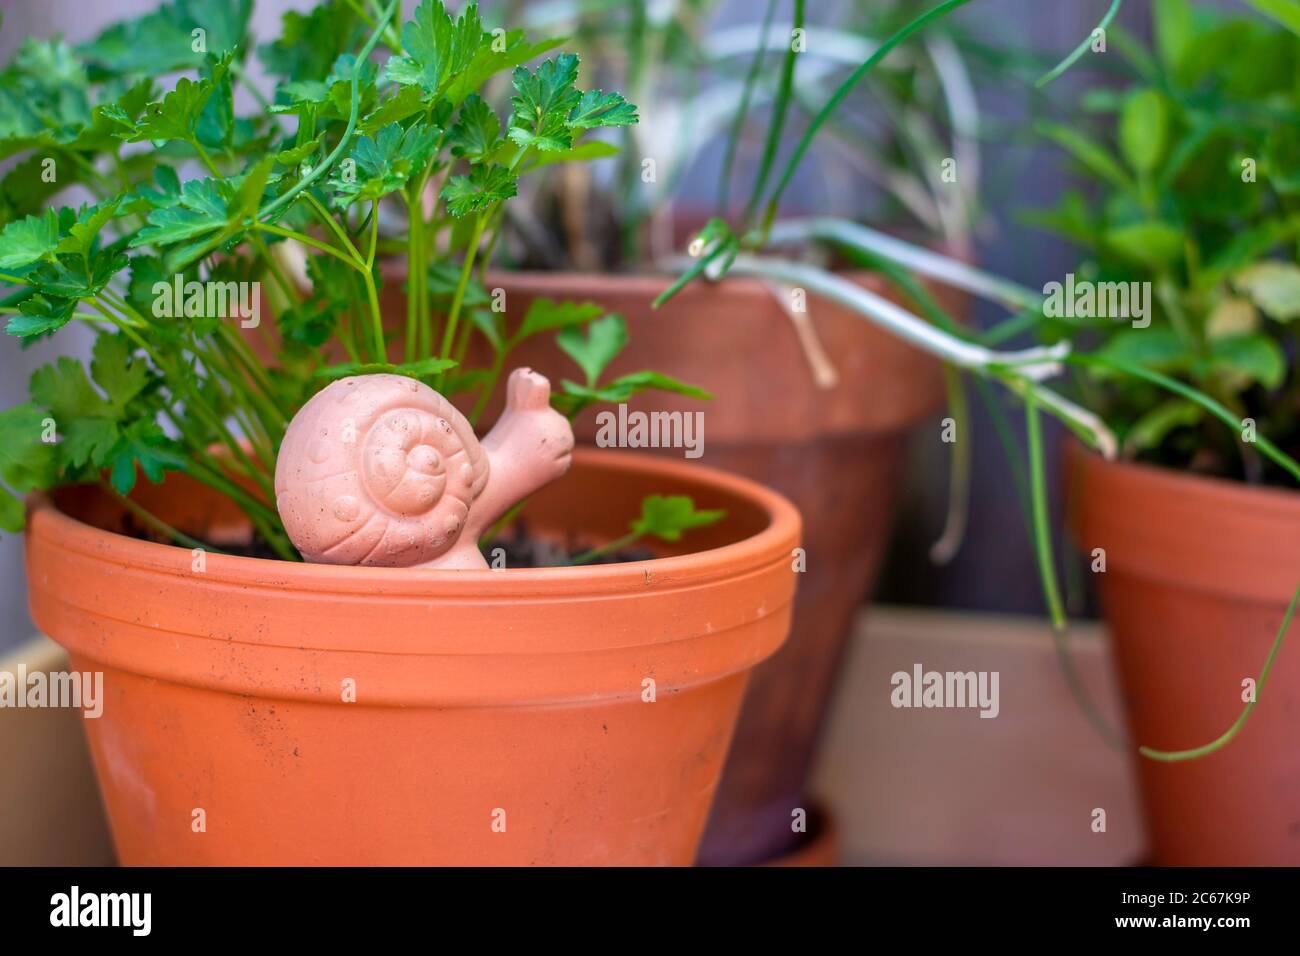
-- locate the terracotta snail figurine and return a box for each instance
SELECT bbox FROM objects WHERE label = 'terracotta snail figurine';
[275,368,575,570]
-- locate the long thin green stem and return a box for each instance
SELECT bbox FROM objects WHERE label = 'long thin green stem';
[762,0,974,227]
[258,0,398,223]
[100,479,222,553]
[570,531,641,566]
[434,212,487,388]
[1035,0,1124,88]
[719,0,778,212]
[745,0,803,225]
[1141,581,1300,762]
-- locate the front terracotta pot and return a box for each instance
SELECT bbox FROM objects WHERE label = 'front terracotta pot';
[1068,446,1300,865]
[25,449,799,866]
[488,272,945,865]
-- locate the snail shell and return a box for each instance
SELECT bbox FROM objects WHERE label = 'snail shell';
[274,374,489,567]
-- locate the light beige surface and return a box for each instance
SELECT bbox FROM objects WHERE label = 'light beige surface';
[814,607,1146,865]
[0,636,116,866]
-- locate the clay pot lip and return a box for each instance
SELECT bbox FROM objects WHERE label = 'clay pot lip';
[26,447,801,598]
[1067,441,1300,515]
[1067,440,1300,602]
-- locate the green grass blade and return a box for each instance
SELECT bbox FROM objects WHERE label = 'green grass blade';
[745,0,804,225]
[762,0,973,227]
[1069,353,1300,484]
[719,0,778,212]
[1142,579,1300,761]
[1035,0,1124,88]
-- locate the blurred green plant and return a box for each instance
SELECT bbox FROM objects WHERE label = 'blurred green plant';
[501,0,982,270]
[1025,0,1300,485]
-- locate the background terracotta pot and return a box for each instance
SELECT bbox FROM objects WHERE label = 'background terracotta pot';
[25,449,799,866]
[1068,446,1300,865]
[488,271,945,865]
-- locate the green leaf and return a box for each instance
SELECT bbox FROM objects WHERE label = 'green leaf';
[313,357,457,381]
[1210,333,1286,389]
[6,295,76,339]
[603,370,711,402]
[81,0,251,76]
[447,94,500,163]
[1152,0,1195,76]
[440,164,517,217]
[0,210,60,269]
[467,308,503,351]
[358,85,426,135]
[1038,122,1136,193]
[507,112,572,153]
[1104,220,1184,268]
[1240,0,1300,37]
[1097,327,1192,371]
[29,356,121,470]
[508,54,581,152]
[512,297,604,344]
[275,135,325,167]
[525,140,621,170]
[443,33,566,107]
[0,403,57,531]
[557,314,627,385]
[1123,398,1203,454]
[385,0,485,98]
[1019,190,1097,245]
[30,247,130,299]
[1118,89,1169,175]
[567,89,638,130]
[30,356,109,422]
[108,419,185,494]
[1232,261,1300,321]
[554,371,711,417]
[54,200,123,261]
[128,76,215,144]
[91,334,149,413]
[631,494,726,543]
[131,159,272,249]
[259,0,364,81]
[329,122,440,207]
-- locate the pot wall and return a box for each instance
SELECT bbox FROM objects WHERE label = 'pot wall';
[26,450,800,866]
[1069,446,1300,865]
[488,272,945,864]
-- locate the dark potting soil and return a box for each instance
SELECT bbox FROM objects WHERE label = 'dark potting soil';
[120,513,652,568]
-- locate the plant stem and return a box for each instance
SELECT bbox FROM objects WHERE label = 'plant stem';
[100,480,222,553]
[1141,580,1300,762]
[434,212,487,389]
[570,531,642,566]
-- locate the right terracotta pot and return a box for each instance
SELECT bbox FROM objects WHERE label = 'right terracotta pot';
[488,271,947,866]
[1067,444,1300,865]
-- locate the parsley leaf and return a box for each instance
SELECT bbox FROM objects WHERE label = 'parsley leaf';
[440,163,516,217]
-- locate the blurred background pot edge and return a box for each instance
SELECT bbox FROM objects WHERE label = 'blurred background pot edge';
[488,270,948,866]
[1067,443,1300,866]
[25,448,800,865]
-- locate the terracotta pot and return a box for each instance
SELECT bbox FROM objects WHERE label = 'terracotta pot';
[1068,445,1300,865]
[25,449,800,866]
[488,272,945,865]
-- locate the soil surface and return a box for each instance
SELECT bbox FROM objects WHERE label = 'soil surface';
[122,514,652,567]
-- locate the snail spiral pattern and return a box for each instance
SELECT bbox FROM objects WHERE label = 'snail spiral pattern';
[274,374,489,567]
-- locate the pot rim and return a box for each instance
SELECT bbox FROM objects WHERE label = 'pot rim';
[1066,441,1300,603]
[26,447,801,599]
[1068,440,1300,511]
[27,448,802,702]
